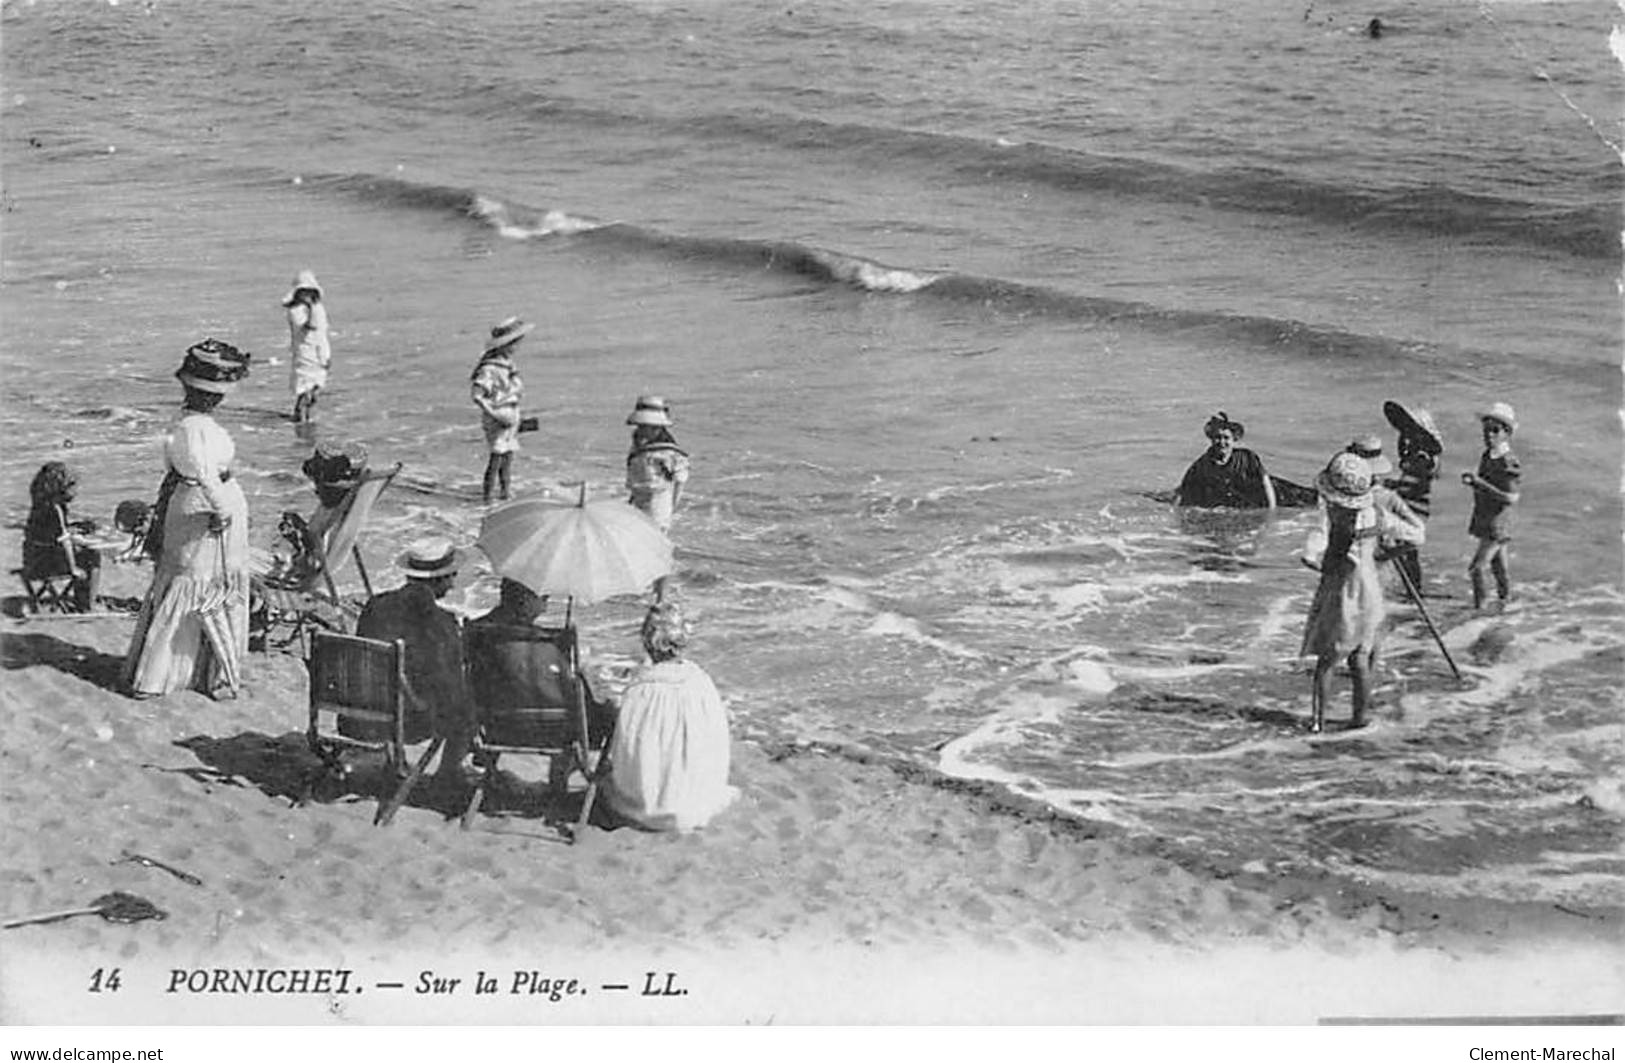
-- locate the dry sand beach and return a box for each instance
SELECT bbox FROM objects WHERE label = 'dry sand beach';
[2,598,1619,1025]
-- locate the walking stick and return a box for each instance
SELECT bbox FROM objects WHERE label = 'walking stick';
[1388,557,1462,681]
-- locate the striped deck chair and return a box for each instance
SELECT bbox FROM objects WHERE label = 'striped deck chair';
[252,462,400,653]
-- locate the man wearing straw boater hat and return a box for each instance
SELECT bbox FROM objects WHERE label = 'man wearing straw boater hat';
[1461,401,1522,612]
[355,537,478,785]
[470,316,534,504]
[1300,451,1423,733]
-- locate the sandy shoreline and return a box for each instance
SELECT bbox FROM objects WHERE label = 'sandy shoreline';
[1,608,1620,1024]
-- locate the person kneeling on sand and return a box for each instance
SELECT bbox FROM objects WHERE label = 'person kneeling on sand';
[355,538,477,787]
[603,601,738,832]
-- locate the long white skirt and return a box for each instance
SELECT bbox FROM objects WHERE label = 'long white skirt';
[124,481,250,697]
[604,658,738,832]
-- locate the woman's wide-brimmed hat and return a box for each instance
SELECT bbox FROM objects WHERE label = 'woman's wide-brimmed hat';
[280,269,323,307]
[626,394,673,427]
[177,338,251,393]
[1479,401,1518,433]
[1316,452,1375,510]
[399,536,462,580]
[484,316,535,354]
[1203,411,1245,441]
[1382,400,1443,456]
[302,441,370,505]
[1345,433,1392,477]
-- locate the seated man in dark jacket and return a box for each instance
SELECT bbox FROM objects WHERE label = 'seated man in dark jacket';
[354,538,476,784]
[465,578,616,749]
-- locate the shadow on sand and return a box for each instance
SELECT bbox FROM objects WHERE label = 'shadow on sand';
[0,630,128,693]
[170,731,608,837]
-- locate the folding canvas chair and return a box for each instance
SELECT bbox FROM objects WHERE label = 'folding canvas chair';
[305,629,442,825]
[459,622,612,840]
[13,505,92,614]
[255,462,400,652]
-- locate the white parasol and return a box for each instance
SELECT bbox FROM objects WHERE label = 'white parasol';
[475,484,672,611]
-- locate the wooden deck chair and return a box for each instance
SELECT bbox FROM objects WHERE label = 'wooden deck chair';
[13,505,91,614]
[255,463,401,652]
[459,622,612,841]
[305,629,442,824]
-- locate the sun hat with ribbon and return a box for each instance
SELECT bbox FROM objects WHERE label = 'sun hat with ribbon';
[1479,402,1518,434]
[626,395,673,427]
[1345,433,1393,477]
[177,338,251,393]
[280,269,323,307]
[1203,411,1245,441]
[1316,452,1375,510]
[1382,400,1443,456]
[484,316,535,355]
[399,537,462,580]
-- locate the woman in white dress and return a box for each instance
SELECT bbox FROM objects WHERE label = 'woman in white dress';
[125,339,253,698]
[283,269,330,424]
[604,602,738,832]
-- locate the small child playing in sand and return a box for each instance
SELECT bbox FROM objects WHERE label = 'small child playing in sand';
[1461,402,1521,612]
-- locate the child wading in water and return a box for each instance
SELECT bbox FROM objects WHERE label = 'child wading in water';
[283,270,331,425]
[1461,402,1521,612]
[470,316,533,504]
[625,395,690,602]
[1301,452,1423,733]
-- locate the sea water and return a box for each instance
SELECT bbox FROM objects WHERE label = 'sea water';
[2,0,1620,908]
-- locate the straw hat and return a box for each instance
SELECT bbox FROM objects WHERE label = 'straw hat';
[1316,452,1375,510]
[626,394,673,427]
[1345,433,1393,477]
[399,537,462,579]
[1203,411,1245,441]
[1479,402,1518,433]
[484,316,535,354]
[280,269,323,307]
[176,338,251,393]
[1382,400,1442,456]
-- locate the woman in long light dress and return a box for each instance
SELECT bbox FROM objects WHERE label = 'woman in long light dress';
[125,339,253,698]
[604,602,738,832]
